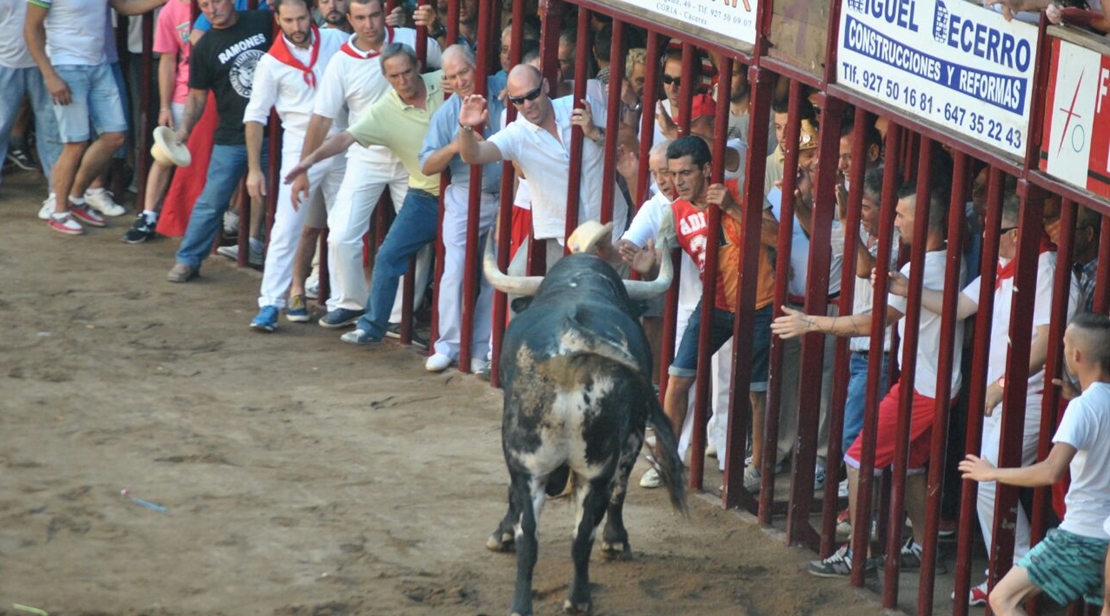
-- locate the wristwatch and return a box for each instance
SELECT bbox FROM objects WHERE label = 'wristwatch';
[429,23,447,38]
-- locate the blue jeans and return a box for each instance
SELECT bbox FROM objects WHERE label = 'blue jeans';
[51,63,127,143]
[669,302,772,387]
[356,188,439,338]
[843,350,891,453]
[175,141,268,269]
[0,65,63,187]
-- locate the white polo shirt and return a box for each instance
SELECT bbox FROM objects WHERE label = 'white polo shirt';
[29,0,109,66]
[1055,382,1110,539]
[488,94,628,243]
[887,249,965,399]
[243,28,345,150]
[313,28,440,163]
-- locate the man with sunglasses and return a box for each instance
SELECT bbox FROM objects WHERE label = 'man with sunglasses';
[458,62,627,271]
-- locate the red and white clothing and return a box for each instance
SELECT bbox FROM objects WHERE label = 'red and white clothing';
[245,29,346,311]
[962,247,1079,562]
[315,29,441,313]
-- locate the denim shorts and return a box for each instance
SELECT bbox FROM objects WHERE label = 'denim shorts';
[669,301,772,392]
[51,63,128,143]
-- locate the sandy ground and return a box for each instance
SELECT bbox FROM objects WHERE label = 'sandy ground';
[0,169,896,616]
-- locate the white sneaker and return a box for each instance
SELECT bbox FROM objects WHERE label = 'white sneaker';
[216,244,264,267]
[84,188,126,217]
[425,353,452,372]
[470,357,489,374]
[706,441,718,458]
[38,193,56,220]
[639,467,662,489]
[305,277,319,299]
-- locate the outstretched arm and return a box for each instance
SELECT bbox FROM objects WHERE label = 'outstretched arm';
[458,95,503,165]
[771,304,902,339]
[959,442,1076,487]
[284,131,356,184]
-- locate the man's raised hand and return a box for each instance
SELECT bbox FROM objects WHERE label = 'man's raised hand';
[459,94,488,129]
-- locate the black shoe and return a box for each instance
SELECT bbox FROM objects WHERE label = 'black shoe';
[6,145,37,171]
[385,323,428,350]
[122,214,158,244]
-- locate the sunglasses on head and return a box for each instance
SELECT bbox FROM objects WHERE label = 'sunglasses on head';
[508,86,543,106]
[661,74,681,86]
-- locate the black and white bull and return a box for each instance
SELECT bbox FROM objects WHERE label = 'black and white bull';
[483,242,686,616]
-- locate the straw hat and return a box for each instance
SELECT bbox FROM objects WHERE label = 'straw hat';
[798,118,819,151]
[567,220,614,255]
[150,126,192,167]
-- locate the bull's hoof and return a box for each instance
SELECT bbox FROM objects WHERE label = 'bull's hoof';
[486,531,515,553]
[563,598,591,614]
[600,541,633,561]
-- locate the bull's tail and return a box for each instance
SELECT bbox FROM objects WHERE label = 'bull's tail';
[646,393,687,515]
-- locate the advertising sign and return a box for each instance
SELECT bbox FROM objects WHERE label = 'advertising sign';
[1039,36,1110,200]
[599,0,757,48]
[836,0,1038,158]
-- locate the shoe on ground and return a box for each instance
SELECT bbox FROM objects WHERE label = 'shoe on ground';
[814,462,827,492]
[340,328,381,346]
[166,263,198,283]
[836,508,852,538]
[808,544,877,578]
[838,478,849,499]
[6,145,37,171]
[216,244,264,267]
[319,308,364,328]
[471,357,490,379]
[426,353,453,372]
[47,212,83,235]
[951,580,989,607]
[385,323,428,350]
[706,441,718,458]
[69,202,106,227]
[122,213,158,244]
[38,194,56,220]
[285,294,310,323]
[880,537,948,573]
[250,305,279,332]
[938,518,958,539]
[743,464,762,492]
[639,467,662,489]
[84,188,126,217]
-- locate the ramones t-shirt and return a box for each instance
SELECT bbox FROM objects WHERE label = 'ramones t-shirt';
[188,9,273,145]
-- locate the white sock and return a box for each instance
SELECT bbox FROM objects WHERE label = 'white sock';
[68,195,86,206]
[86,187,106,196]
[142,210,158,223]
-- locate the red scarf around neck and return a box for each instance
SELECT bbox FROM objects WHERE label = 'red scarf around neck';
[339,27,394,59]
[995,231,1056,290]
[268,25,321,88]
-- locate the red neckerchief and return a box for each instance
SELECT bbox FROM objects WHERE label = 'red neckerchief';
[268,25,322,88]
[996,232,1056,290]
[339,27,393,60]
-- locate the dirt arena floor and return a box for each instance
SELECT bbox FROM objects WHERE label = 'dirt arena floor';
[0,169,895,616]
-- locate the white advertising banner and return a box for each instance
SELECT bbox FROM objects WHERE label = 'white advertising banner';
[837,0,1039,158]
[599,0,757,48]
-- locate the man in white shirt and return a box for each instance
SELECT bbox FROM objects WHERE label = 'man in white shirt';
[294,0,441,329]
[457,63,628,271]
[773,185,965,577]
[242,0,346,332]
[960,312,1110,616]
[23,0,164,234]
[906,193,1080,604]
[0,0,62,207]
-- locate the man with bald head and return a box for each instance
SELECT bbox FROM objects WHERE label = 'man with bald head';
[458,63,627,271]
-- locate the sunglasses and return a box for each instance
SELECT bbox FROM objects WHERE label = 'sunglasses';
[508,86,542,106]
[661,74,681,87]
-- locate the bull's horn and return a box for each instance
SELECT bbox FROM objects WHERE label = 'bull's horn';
[624,248,673,300]
[483,234,543,296]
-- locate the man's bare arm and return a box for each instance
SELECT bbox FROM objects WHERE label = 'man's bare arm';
[422,139,459,176]
[299,114,334,163]
[176,88,208,142]
[23,5,69,104]
[772,304,902,339]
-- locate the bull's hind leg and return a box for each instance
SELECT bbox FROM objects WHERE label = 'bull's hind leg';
[510,471,545,616]
[565,475,614,614]
[488,484,517,552]
[601,428,643,560]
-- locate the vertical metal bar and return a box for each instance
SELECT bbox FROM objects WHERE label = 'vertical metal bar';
[457,0,494,372]
[677,43,695,135]
[724,59,770,514]
[489,0,526,389]
[317,229,331,307]
[759,79,803,525]
[849,122,902,587]
[819,106,868,557]
[598,19,624,225]
[880,135,933,609]
[786,96,845,550]
[414,0,428,62]
[445,0,458,43]
[918,151,969,615]
[689,55,730,492]
[561,6,591,251]
[636,32,662,212]
[953,166,1005,616]
[135,13,154,213]
[1094,216,1110,313]
[432,174,447,355]
[538,0,562,88]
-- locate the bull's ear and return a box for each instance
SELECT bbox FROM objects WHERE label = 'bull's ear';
[511,297,534,313]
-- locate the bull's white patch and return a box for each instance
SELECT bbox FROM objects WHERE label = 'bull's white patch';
[511,377,616,482]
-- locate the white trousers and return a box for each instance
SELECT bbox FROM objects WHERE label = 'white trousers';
[434,184,499,359]
[258,146,344,309]
[327,152,410,312]
[676,310,734,467]
[977,396,1041,562]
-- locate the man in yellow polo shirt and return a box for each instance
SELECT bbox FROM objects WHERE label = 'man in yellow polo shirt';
[284,42,444,345]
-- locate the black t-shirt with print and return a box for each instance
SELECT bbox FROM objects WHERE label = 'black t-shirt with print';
[188,10,273,145]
